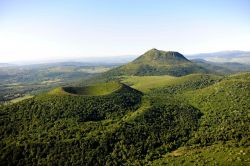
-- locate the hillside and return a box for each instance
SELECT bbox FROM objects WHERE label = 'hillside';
[0,82,144,165]
[149,72,250,165]
[1,60,249,165]
[0,87,204,165]
[121,74,221,93]
[105,49,208,77]
[1,0,250,164]
[183,72,250,145]
[48,82,122,96]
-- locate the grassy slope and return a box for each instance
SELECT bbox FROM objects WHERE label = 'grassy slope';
[121,75,176,92]
[48,82,122,96]
[121,74,221,93]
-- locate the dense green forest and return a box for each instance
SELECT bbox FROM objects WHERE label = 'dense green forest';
[0,50,250,165]
[0,83,143,165]
[1,72,249,165]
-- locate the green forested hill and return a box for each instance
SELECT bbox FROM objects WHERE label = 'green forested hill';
[0,68,249,165]
[151,72,250,165]
[104,49,209,77]
[0,83,143,165]
[183,73,250,145]
[0,90,204,165]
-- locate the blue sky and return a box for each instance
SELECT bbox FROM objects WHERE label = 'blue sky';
[0,0,250,63]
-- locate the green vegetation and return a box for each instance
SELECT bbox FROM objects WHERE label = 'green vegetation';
[8,95,33,104]
[152,143,250,165]
[0,83,143,165]
[121,74,221,93]
[1,72,249,165]
[0,63,115,104]
[121,75,176,92]
[182,73,250,146]
[48,82,122,96]
[105,49,209,77]
[0,50,249,165]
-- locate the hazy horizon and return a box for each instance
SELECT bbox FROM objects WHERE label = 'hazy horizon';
[2,49,250,65]
[1,0,250,63]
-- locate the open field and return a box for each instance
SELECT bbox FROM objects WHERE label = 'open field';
[121,75,175,92]
[121,74,222,93]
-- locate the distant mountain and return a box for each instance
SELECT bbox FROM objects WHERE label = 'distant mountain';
[187,50,250,64]
[105,49,208,76]
[192,59,250,74]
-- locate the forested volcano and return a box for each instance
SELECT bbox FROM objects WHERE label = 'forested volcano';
[0,50,249,165]
[105,49,208,76]
[48,82,123,96]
